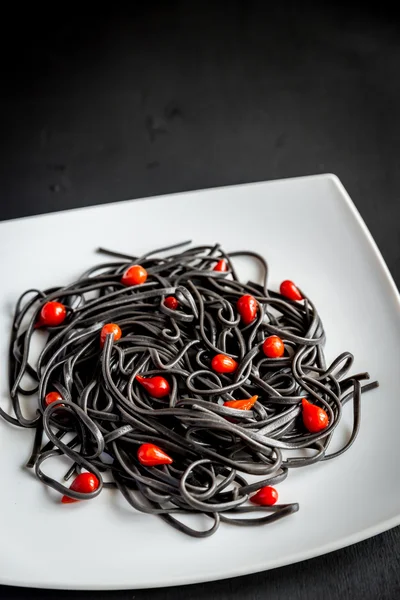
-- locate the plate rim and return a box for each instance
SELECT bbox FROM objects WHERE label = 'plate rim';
[1,516,400,591]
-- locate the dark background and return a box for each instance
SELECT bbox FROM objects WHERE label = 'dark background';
[1,2,400,598]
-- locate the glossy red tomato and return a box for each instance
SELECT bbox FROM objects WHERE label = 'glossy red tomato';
[211,354,238,374]
[250,486,279,506]
[262,335,285,358]
[237,295,258,325]
[164,296,179,310]
[213,259,228,272]
[45,391,63,407]
[302,398,329,433]
[121,264,148,286]
[38,301,67,327]
[136,375,170,398]
[100,323,122,347]
[61,472,100,503]
[224,395,258,410]
[280,280,303,301]
[137,443,173,466]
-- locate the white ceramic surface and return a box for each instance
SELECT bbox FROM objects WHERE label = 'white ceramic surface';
[0,174,399,590]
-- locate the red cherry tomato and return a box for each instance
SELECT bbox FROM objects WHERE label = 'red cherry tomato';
[164,296,179,310]
[121,264,148,286]
[136,375,170,398]
[262,335,285,358]
[250,486,279,506]
[211,354,238,374]
[224,395,258,410]
[137,443,173,466]
[280,280,303,301]
[61,472,99,503]
[45,391,63,407]
[38,301,67,327]
[237,295,258,325]
[302,398,329,433]
[100,323,122,347]
[213,259,228,272]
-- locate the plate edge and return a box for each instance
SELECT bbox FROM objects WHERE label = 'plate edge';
[326,173,400,304]
[0,173,345,227]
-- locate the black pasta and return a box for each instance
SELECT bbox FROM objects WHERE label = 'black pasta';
[2,241,378,537]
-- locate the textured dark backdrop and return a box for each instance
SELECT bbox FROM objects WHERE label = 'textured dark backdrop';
[1,2,400,599]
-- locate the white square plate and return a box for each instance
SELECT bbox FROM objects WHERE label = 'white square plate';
[0,174,399,590]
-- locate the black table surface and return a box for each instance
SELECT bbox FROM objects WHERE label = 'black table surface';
[1,3,400,599]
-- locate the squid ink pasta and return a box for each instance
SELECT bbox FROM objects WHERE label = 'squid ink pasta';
[2,241,378,537]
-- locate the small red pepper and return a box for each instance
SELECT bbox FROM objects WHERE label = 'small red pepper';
[61,472,99,503]
[302,398,329,433]
[136,375,170,398]
[121,264,148,286]
[100,323,122,347]
[262,335,285,358]
[37,301,67,328]
[137,443,173,466]
[45,391,63,407]
[211,354,238,374]
[280,280,303,301]
[224,395,258,410]
[213,259,228,272]
[164,296,179,310]
[237,295,258,325]
[250,486,278,506]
